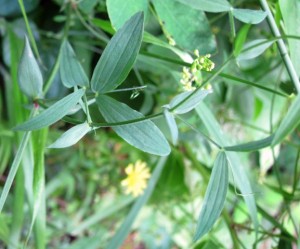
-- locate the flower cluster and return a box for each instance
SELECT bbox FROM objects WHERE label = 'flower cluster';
[121,160,151,197]
[180,50,215,91]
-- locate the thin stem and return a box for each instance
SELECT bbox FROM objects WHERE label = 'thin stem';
[75,8,109,43]
[43,50,61,95]
[107,86,147,93]
[18,0,41,62]
[260,0,300,93]
[175,115,222,149]
[83,93,92,124]
[229,9,236,41]
[292,150,300,195]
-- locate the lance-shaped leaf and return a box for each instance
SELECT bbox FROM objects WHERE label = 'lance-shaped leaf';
[91,12,144,93]
[196,103,259,232]
[18,37,43,99]
[232,9,267,24]
[60,40,89,88]
[163,109,178,145]
[176,0,232,13]
[272,95,300,146]
[237,39,274,61]
[96,95,170,156]
[48,122,91,148]
[225,135,274,152]
[194,152,228,241]
[168,89,212,114]
[14,89,85,131]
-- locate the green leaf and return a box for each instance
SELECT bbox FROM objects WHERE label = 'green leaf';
[25,128,48,248]
[279,0,300,78]
[48,122,91,148]
[107,0,148,30]
[60,40,89,88]
[234,24,251,56]
[18,37,43,99]
[14,89,85,131]
[106,157,167,249]
[196,103,259,232]
[194,152,228,241]
[152,0,216,54]
[168,89,212,114]
[224,135,274,152]
[96,95,170,156]
[272,95,300,146]
[91,12,144,93]
[237,39,274,61]
[0,129,33,213]
[163,109,178,145]
[176,0,232,13]
[232,9,267,24]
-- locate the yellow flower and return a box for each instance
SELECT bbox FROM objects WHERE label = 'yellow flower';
[121,160,151,197]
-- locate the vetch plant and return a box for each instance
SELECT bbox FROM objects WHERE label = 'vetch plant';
[1,0,300,248]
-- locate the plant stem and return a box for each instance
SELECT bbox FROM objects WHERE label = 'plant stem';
[229,9,236,41]
[18,0,41,62]
[260,0,300,93]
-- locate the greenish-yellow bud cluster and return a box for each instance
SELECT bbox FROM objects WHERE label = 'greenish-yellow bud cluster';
[180,50,215,91]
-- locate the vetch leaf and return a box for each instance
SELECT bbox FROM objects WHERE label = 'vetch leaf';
[232,9,267,24]
[169,89,212,114]
[234,24,251,56]
[14,89,85,131]
[194,152,228,241]
[225,135,274,152]
[272,95,300,146]
[107,0,148,30]
[18,37,43,99]
[196,103,259,233]
[96,95,170,156]
[48,122,91,148]
[163,109,178,145]
[152,0,216,54]
[91,12,144,93]
[176,0,232,13]
[237,39,274,61]
[60,40,89,88]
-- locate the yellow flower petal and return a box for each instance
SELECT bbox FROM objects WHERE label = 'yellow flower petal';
[121,160,151,197]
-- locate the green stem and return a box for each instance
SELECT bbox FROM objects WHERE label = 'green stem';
[43,49,61,95]
[229,9,236,40]
[83,93,92,124]
[75,8,109,43]
[260,0,300,93]
[18,0,41,62]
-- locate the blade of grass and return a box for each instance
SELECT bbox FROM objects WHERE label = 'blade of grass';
[24,128,48,248]
[70,196,134,235]
[0,108,38,213]
[8,166,24,249]
[106,156,167,249]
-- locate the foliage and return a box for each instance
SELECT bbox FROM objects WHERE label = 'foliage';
[0,0,300,248]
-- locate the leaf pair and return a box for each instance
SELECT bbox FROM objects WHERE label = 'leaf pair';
[177,0,267,24]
